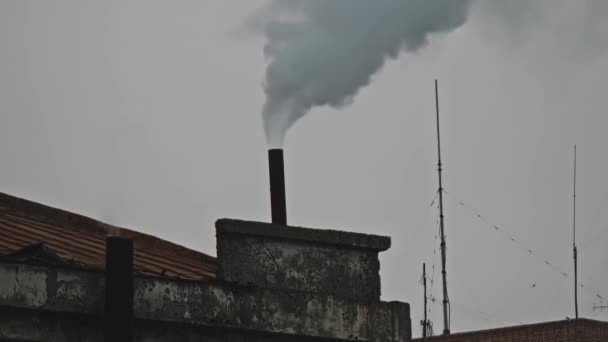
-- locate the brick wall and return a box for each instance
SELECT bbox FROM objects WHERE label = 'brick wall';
[414,318,608,342]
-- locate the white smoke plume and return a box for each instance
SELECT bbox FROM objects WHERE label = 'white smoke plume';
[255,0,472,147]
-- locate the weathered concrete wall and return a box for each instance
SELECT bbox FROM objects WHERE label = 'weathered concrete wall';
[0,261,104,315]
[216,219,391,301]
[136,277,409,341]
[0,309,365,342]
[0,261,411,341]
[0,308,101,342]
[0,219,411,341]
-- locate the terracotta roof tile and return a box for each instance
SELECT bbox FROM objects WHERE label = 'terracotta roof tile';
[414,318,608,341]
[0,192,216,280]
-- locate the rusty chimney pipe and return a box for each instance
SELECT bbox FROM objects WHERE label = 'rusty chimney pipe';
[268,149,287,225]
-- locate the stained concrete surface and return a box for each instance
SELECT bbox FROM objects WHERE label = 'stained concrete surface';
[0,219,411,341]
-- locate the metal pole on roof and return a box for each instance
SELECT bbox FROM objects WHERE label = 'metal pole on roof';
[435,79,450,335]
[573,145,578,319]
[421,262,431,339]
[105,237,134,342]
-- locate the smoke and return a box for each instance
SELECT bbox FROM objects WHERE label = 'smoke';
[255,0,472,147]
[476,0,608,60]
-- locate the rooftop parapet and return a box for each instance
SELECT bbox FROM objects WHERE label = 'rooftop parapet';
[216,219,391,301]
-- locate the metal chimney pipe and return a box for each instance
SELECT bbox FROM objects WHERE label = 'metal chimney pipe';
[268,149,287,225]
[105,237,134,342]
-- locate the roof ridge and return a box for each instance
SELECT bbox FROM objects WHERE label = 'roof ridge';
[0,192,109,235]
[0,192,216,264]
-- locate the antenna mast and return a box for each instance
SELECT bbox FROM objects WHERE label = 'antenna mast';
[573,145,578,319]
[421,263,433,339]
[435,79,450,334]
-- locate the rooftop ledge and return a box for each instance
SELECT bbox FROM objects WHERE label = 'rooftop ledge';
[216,219,391,252]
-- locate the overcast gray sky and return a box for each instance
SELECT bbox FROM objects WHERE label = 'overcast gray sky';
[1,0,607,336]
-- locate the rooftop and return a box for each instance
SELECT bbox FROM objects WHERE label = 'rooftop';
[414,318,608,342]
[0,192,216,280]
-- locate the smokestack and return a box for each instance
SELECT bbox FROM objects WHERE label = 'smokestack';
[268,149,287,225]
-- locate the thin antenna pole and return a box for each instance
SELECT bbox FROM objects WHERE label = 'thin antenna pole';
[435,79,450,334]
[423,263,428,339]
[573,145,578,319]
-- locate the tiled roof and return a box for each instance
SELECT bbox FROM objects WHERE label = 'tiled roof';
[414,318,608,342]
[0,192,216,280]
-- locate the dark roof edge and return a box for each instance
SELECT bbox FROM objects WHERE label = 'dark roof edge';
[414,318,608,340]
[216,218,391,251]
[0,191,216,263]
[0,192,109,235]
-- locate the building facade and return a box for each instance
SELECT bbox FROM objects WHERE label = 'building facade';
[0,192,412,341]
